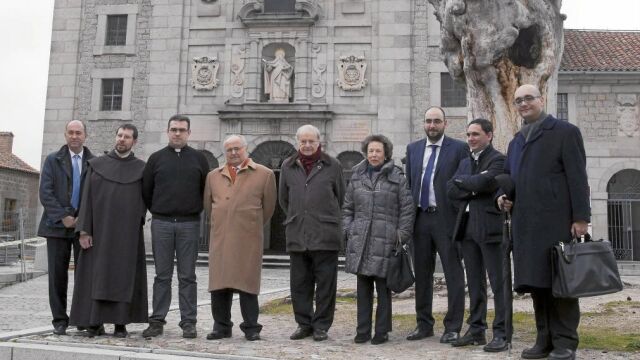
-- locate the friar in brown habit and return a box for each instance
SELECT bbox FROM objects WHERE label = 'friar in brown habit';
[69,124,148,338]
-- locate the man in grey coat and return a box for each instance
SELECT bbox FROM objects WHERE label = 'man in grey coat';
[279,124,345,342]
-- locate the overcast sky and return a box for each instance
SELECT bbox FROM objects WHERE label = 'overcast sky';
[0,0,638,169]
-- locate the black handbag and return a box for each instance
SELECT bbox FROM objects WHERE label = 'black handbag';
[386,234,415,294]
[551,236,623,298]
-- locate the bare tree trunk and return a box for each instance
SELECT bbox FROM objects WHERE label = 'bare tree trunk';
[428,0,565,151]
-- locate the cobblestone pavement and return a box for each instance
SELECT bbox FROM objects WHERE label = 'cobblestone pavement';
[1,265,639,359]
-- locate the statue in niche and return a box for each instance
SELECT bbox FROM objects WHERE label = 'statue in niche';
[263,48,293,103]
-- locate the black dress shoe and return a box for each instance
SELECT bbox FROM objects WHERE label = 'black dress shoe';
[86,324,105,338]
[439,331,460,344]
[206,329,232,340]
[406,327,434,340]
[245,332,261,341]
[371,333,388,345]
[142,323,163,338]
[451,331,486,347]
[52,324,67,335]
[313,328,328,341]
[354,333,371,343]
[549,348,576,360]
[521,343,553,359]
[182,323,197,339]
[483,337,508,352]
[290,326,313,340]
[113,325,128,338]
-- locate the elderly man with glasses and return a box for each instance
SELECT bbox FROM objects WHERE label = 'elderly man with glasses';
[278,124,345,342]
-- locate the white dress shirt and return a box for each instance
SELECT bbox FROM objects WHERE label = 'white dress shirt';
[419,136,444,207]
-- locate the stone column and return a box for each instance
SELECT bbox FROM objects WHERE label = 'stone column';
[246,40,260,103]
[294,39,309,103]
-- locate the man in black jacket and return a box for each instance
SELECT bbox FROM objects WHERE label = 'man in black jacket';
[37,120,94,335]
[447,118,507,352]
[279,124,345,341]
[142,115,210,339]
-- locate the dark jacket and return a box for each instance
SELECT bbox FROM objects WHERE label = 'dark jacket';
[505,115,590,291]
[142,145,210,221]
[343,160,415,277]
[405,136,467,237]
[447,145,505,244]
[279,152,345,252]
[37,145,95,239]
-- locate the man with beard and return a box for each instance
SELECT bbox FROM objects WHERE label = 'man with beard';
[405,106,467,343]
[204,135,276,341]
[279,124,345,341]
[69,124,148,338]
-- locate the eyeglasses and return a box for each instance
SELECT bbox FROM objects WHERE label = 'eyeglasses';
[225,147,244,154]
[299,140,318,146]
[513,95,540,106]
[169,128,189,134]
[424,119,444,125]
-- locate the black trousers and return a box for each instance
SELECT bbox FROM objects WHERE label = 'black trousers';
[289,250,338,331]
[356,275,392,336]
[461,223,505,338]
[413,210,465,332]
[210,289,262,334]
[531,288,580,351]
[46,236,80,327]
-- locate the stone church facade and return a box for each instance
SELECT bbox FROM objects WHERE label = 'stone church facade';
[42,0,640,258]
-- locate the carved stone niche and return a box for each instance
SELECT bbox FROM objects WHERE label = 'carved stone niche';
[336,55,367,92]
[617,94,639,137]
[238,0,321,27]
[191,56,220,91]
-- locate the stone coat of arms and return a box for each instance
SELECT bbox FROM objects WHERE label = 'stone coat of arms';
[337,55,367,91]
[191,56,220,91]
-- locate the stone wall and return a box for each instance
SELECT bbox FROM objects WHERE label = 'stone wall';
[0,170,39,238]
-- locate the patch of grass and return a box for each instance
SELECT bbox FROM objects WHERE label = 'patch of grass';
[260,297,292,315]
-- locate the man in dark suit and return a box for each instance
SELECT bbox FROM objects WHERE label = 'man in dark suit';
[447,118,507,352]
[498,84,589,360]
[37,120,94,335]
[405,106,467,343]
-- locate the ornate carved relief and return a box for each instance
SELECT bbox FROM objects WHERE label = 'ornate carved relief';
[230,47,246,98]
[238,0,321,27]
[311,43,326,98]
[336,55,367,91]
[617,94,639,137]
[191,56,219,91]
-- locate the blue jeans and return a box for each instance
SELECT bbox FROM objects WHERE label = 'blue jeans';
[149,218,199,327]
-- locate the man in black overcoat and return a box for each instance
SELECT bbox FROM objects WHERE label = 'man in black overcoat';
[69,124,148,338]
[498,84,590,360]
[447,119,507,352]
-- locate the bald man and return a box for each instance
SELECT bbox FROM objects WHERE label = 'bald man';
[38,120,95,335]
[498,84,589,360]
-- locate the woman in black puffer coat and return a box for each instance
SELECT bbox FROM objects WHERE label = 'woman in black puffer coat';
[343,134,415,345]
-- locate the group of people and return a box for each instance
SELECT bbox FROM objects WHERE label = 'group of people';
[38,84,589,360]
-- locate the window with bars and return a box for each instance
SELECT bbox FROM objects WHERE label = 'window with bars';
[264,0,296,13]
[101,79,124,111]
[440,73,467,107]
[105,15,128,46]
[557,93,569,121]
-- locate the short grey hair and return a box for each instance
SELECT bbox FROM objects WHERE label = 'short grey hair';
[223,134,248,147]
[295,124,321,141]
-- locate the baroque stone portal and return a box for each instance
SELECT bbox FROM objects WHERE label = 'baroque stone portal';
[191,56,220,91]
[263,48,293,103]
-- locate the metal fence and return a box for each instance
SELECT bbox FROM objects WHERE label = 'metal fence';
[607,199,639,261]
[0,208,42,282]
